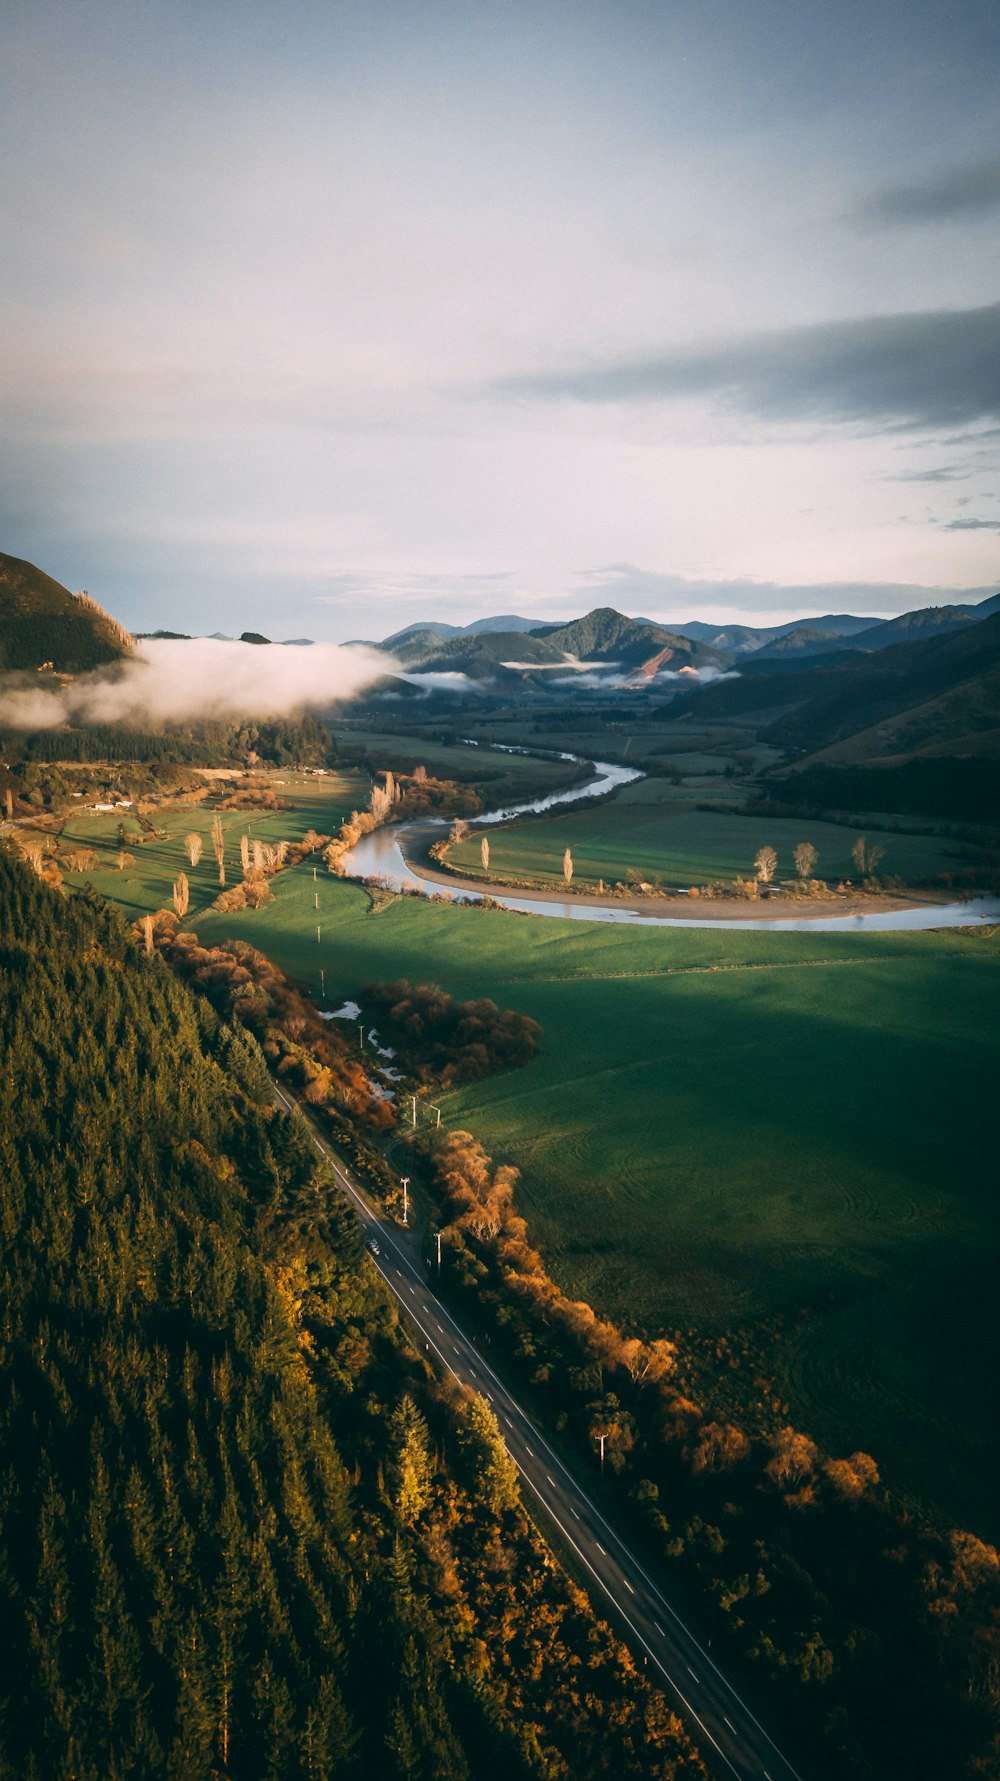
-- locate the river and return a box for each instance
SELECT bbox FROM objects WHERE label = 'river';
[340,750,1000,933]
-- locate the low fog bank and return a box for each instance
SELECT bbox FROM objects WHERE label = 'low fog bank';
[0,637,397,729]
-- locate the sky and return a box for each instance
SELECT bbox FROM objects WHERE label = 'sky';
[1,0,999,641]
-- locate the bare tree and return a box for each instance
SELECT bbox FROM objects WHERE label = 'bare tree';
[754,844,777,885]
[252,838,264,873]
[172,871,190,918]
[240,834,251,876]
[139,913,154,957]
[563,847,573,886]
[116,849,135,872]
[20,841,44,877]
[480,835,490,872]
[185,831,203,868]
[450,817,470,846]
[211,812,225,886]
[794,841,818,879]
[852,836,886,878]
[413,764,427,783]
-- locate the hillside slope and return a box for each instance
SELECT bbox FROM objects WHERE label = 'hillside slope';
[0,852,703,1781]
[0,551,134,672]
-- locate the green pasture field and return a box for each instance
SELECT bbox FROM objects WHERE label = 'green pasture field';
[335,725,588,801]
[55,768,369,923]
[178,863,1000,1539]
[446,775,969,888]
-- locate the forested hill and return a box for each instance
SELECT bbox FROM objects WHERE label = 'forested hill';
[0,849,701,1781]
[0,551,134,671]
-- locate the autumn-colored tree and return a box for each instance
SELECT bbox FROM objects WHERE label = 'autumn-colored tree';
[480,835,490,873]
[691,1421,751,1474]
[388,1396,433,1526]
[211,811,225,885]
[766,1425,819,1491]
[185,832,203,868]
[240,834,251,876]
[4,787,12,820]
[172,871,190,919]
[116,850,135,873]
[852,836,885,878]
[20,842,44,877]
[794,841,818,879]
[754,845,778,885]
[563,847,573,886]
[823,1451,880,1499]
[139,913,155,957]
[461,1396,519,1515]
[449,818,470,847]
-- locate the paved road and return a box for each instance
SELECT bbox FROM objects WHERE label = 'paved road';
[273,1082,806,1781]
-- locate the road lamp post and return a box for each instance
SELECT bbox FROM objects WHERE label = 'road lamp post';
[401,1177,409,1226]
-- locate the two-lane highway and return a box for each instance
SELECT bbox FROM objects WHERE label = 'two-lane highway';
[273,1082,806,1781]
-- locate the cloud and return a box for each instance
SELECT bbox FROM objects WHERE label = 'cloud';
[889,465,969,484]
[574,562,999,618]
[857,157,1000,227]
[395,670,486,694]
[492,302,1000,431]
[0,637,393,730]
[941,516,1000,531]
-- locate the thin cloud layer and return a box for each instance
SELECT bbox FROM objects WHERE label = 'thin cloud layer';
[857,156,1000,227]
[0,637,393,730]
[494,302,1000,431]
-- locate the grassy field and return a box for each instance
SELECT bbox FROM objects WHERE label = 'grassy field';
[446,774,968,888]
[178,861,1000,1540]
[55,768,369,922]
[335,725,588,801]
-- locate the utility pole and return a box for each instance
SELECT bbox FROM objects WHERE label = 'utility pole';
[430,1104,441,1128]
[436,1231,442,1271]
[598,1433,606,1479]
[314,892,318,910]
[313,866,317,881]
[320,967,325,999]
[316,924,321,943]
[401,1177,409,1226]
[411,1094,417,1129]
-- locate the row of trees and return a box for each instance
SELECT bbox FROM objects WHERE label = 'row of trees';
[408,1121,999,1781]
[752,837,884,887]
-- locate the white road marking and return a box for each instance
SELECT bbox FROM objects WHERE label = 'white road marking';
[687,1667,699,1682]
[655,1622,665,1635]
[623,1579,635,1594]
[546,1474,556,1486]
[525,1445,534,1456]
[503,1415,514,1428]
[571,1507,580,1520]
[596,1542,606,1555]
[723,1718,737,1735]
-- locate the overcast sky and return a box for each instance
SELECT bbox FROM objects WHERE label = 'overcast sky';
[2,0,998,639]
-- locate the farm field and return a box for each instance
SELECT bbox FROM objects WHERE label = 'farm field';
[55,768,369,922]
[336,724,589,802]
[181,863,1000,1540]
[446,773,969,889]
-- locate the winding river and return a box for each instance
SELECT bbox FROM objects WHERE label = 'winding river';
[340,749,1000,933]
